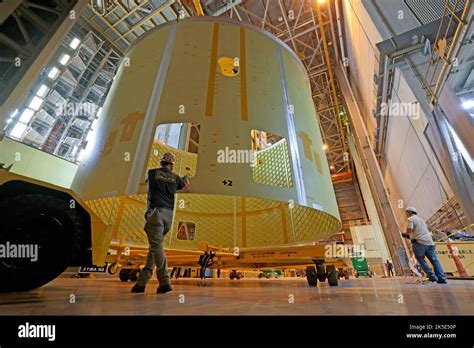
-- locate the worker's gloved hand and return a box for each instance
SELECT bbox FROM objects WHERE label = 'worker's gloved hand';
[182,175,190,184]
[402,233,410,239]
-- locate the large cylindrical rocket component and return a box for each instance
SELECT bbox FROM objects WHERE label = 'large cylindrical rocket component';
[73,17,340,250]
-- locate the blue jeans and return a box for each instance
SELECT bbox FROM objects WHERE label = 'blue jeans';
[412,243,447,282]
[136,208,173,287]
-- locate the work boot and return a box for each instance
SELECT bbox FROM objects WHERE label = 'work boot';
[424,278,437,285]
[131,284,146,293]
[157,284,173,294]
[437,280,448,284]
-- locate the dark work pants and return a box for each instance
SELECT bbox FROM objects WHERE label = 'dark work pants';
[136,208,173,287]
[412,243,447,282]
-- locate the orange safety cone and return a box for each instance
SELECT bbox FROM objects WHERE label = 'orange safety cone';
[446,240,469,278]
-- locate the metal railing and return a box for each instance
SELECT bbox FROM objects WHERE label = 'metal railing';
[422,0,471,104]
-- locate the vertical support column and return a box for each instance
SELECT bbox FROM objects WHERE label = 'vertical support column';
[239,27,248,121]
[348,134,391,271]
[233,196,237,247]
[205,23,219,117]
[435,88,474,223]
[277,46,307,206]
[125,24,177,195]
[336,66,406,275]
[241,196,247,247]
[110,196,127,239]
[279,202,289,244]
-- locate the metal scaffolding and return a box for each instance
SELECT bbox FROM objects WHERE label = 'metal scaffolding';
[7,26,121,162]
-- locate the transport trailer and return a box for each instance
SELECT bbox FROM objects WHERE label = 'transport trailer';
[107,240,350,287]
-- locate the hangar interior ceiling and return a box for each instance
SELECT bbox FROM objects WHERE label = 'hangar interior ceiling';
[0,0,78,106]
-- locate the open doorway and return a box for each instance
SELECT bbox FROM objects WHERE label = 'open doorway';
[147,122,201,178]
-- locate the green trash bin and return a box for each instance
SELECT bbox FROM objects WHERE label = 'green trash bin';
[351,253,373,278]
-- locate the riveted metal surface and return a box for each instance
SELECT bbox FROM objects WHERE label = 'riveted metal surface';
[73,19,341,254]
[252,139,293,188]
[85,144,340,249]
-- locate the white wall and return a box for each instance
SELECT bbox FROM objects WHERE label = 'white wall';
[384,69,453,220]
[342,0,383,141]
[350,225,382,259]
[342,0,454,225]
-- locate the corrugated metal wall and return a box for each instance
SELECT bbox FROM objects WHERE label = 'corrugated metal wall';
[404,0,466,25]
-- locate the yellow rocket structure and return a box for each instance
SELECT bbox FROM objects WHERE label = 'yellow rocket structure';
[72,17,341,253]
[0,18,342,291]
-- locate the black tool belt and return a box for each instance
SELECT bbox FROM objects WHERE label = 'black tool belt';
[411,239,417,243]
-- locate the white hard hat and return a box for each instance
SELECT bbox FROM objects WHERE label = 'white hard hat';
[406,207,417,214]
[160,152,175,164]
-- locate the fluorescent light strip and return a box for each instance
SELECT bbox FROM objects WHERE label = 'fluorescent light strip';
[70,38,81,49]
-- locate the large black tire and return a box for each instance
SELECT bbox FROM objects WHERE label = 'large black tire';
[326,265,338,286]
[0,194,83,292]
[108,263,118,275]
[128,269,140,281]
[315,260,326,282]
[306,266,318,286]
[119,269,130,281]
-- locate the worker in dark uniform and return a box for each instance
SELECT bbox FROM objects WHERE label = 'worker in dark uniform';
[385,259,394,277]
[132,152,190,294]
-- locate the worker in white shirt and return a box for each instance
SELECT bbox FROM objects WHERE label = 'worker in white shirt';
[401,207,447,284]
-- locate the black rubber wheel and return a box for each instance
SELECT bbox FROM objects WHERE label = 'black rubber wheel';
[108,263,118,275]
[119,269,130,281]
[306,266,318,286]
[315,260,326,282]
[0,194,83,292]
[129,269,140,282]
[326,265,338,286]
[230,271,235,280]
[355,272,359,278]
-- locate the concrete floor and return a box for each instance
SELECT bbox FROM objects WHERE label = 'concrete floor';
[0,276,473,315]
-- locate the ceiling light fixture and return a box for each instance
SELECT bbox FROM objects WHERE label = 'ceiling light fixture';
[461,99,474,109]
[37,84,49,98]
[48,67,60,79]
[19,108,35,123]
[59,54,70,65]
[70,38,81,49]
[10,122,27,138]
[29,96,43,111]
